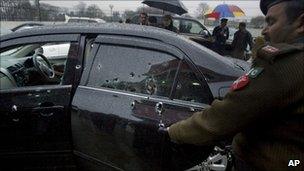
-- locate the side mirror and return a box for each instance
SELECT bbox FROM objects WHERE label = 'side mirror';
[200,30,208,37]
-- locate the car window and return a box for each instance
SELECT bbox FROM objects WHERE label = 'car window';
[180,20,205,34]
[87,45,179,97]
[41,43,71,59]
[68,19,97,23]
[0,42,73,89]
[173,61,210,104]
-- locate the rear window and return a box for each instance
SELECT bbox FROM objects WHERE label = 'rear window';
[68,19,97,23]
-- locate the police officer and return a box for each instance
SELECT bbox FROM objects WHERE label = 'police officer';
[164,0,304,170]
[212,18,230,55]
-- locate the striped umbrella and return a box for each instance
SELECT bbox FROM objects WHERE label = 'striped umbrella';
[205,4,245,19]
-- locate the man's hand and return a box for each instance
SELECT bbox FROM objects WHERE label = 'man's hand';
[158,127,169,137]
[158,127,179,144]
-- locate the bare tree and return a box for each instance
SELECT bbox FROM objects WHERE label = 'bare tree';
[250,16,265,28]
[112,11,121,22]
[195,3,210,19]
[123,10,137,20]
[136,6,164,15]
[1,0,35,21]
[74,2,86,17]
[86,4,105,18]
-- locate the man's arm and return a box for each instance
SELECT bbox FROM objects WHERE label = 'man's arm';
[168,46,304,145]
[225,27,229,40]
[231,31,238,49]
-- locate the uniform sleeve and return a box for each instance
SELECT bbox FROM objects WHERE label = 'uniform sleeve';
[168,54,304,145]
[212,27,217,37]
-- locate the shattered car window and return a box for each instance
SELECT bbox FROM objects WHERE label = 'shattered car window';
[87,45,179,97]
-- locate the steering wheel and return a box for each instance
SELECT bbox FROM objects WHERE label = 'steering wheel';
[32,53,55,79]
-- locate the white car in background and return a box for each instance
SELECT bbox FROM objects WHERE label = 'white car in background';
[65,15,106,24]
[2,23,70,58]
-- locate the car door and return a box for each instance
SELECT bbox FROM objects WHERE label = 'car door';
[0,34,81,170]
[72,35,215,170]
[72,35,184,170]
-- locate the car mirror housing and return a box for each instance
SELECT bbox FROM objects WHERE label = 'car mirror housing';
[200,30,209,37]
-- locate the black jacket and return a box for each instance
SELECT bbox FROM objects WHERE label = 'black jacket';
[212,26,229,45]
[232,30,253,51]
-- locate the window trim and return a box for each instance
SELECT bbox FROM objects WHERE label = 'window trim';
[0,84,72,94]
[94,35,184,59]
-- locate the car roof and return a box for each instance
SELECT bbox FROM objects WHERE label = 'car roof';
[0,23,244,77]
[1,23,176,42]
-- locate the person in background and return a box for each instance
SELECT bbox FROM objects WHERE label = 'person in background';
[125,18,131,24]
[231,22,253,60]
[212,18,229,55]
[139,12,148,26]
[161,15,178,33]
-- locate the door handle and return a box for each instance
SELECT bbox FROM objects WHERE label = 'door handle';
[11,105,18,112]
[10,105,20,122]
[32,105,64,117]
[155,102,164,115]
[155,102,165,128]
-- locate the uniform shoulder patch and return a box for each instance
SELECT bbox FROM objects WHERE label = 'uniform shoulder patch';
[257,43,301,62]
[230,75,250,91]
[247,67,264,78]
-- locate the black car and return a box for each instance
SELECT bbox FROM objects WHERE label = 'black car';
[0,23,249,170]
[130,14,214,48]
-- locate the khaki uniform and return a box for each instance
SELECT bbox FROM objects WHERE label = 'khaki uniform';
[169,41,304,171]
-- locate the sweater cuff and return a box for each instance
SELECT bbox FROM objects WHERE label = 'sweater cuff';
[168,122,183,144]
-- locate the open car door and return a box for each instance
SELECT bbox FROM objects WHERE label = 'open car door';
[0,34,81,170]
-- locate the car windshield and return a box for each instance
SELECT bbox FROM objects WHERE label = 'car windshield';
[177,19,208,34]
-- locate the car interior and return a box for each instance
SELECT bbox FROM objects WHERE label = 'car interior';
[0,42,71,90]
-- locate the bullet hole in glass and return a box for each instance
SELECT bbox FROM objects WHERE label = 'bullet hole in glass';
[176,83,182,89]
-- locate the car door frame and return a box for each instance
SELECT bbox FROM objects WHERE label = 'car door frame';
[0,33,82,169]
